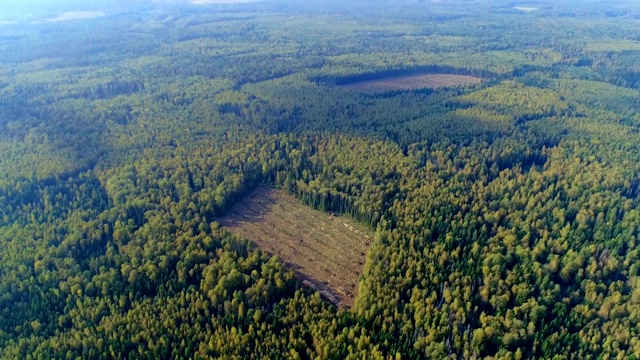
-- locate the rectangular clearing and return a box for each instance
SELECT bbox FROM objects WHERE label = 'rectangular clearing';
[217,186,373,307]
[340,73,481,93]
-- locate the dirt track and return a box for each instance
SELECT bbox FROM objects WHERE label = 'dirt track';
[217,186,373,307]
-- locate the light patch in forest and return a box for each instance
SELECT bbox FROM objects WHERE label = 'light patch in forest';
[217,186,372,308]
[47,12,106,22]
[514,6,539,12]
[585,40,640,52]
[339,73,481,93]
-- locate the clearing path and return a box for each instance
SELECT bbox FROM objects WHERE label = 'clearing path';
[217,186,373,308]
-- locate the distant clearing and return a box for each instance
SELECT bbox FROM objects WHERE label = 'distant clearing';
[191,0,262,4]
[217,186,372,307]
[514,7,539,12]
[585,41,640,52]
[339,73,482,93]
[47,12,105,22]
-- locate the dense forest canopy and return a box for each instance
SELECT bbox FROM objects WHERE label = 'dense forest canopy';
[1,0,640,358]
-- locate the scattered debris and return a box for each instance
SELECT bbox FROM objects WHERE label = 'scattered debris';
[320,290,340,306]
[302,280,318,291]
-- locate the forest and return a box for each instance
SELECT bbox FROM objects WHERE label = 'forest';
[1,0,640,358]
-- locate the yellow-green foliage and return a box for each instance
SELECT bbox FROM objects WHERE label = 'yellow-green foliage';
[1,2,640,359]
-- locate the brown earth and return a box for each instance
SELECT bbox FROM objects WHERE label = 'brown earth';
[216,186,373,308]
[339,73,482,93]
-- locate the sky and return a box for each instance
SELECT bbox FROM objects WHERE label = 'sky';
[0,0,138,22]
[0,0,124,11]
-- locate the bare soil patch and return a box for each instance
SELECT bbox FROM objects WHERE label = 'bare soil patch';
[217,186,372,308]
[339,73,481,93]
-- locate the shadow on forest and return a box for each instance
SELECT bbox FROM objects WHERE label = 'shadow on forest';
[216,186,279,229]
